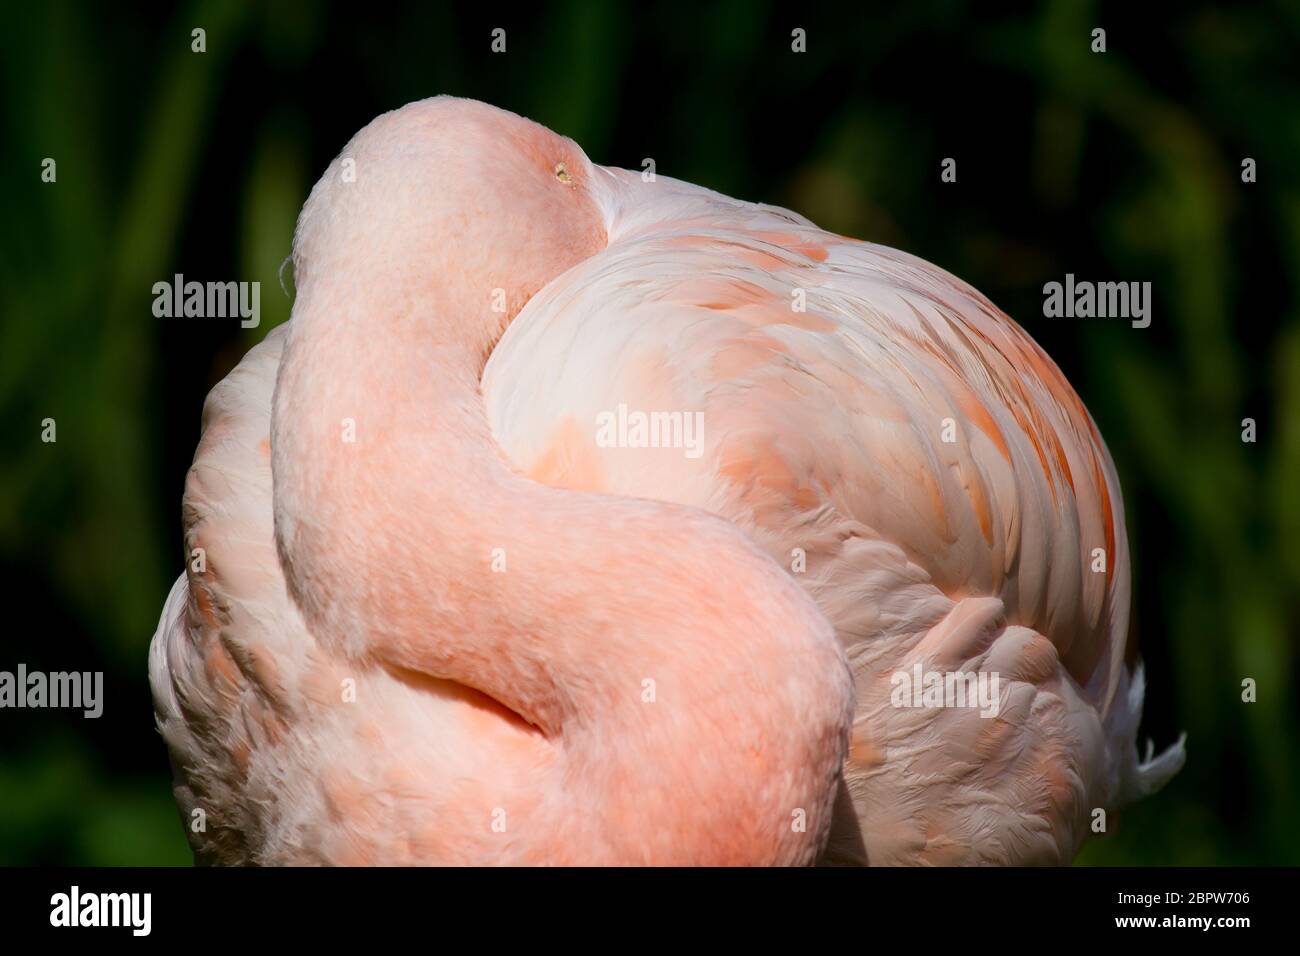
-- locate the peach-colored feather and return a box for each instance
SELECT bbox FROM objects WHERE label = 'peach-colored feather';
[150,97,1181,866]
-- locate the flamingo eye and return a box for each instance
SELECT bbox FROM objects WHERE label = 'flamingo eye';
[554,163,573,184]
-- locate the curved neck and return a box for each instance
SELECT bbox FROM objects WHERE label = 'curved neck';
[270,263,850,863]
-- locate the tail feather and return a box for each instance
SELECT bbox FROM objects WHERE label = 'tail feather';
[1107,662,1186,805]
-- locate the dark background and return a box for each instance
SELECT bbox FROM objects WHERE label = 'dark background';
[1,0,1297,865]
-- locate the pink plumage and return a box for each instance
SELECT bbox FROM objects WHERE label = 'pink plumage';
[149,97,1182,865]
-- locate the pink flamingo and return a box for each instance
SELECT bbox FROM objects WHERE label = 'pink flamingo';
[150,97,1182,865]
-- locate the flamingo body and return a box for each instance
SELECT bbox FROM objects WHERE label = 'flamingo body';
[150,97,1181,865]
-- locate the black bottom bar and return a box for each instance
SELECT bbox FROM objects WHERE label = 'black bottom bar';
[0,866,1279,940]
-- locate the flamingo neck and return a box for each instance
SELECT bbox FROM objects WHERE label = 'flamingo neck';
[270,254,850,863]
[272,273,558,718]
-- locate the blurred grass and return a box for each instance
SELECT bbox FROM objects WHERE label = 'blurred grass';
[1,0,1296,865]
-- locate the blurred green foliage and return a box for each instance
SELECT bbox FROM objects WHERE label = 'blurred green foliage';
[0,0,1296,865]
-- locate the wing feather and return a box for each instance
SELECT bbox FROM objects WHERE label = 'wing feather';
[484,180,1183,863]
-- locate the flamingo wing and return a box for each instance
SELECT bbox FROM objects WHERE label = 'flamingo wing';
[483,173,1184,864]
[151,328,558,864]
[149,327,308,861]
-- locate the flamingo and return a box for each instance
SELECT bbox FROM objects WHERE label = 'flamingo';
[149,96,1183,865]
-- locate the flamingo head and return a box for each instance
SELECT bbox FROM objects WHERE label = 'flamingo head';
[289,96,611,351]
